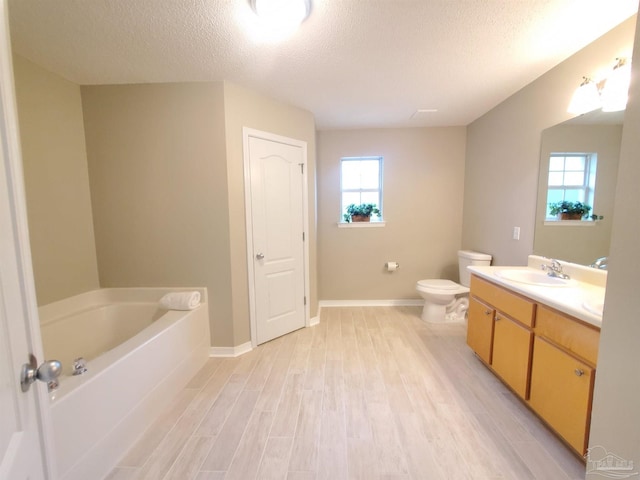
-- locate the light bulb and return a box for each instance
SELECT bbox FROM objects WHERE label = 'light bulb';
[567,79,601,115]
[601,60,631,112]
[250,0,311,41]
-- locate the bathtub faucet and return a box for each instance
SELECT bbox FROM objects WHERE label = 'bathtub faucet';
[72,357,88,375]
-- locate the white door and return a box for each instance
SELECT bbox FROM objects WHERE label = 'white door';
[0,0,53,476]
[245,130,307,345]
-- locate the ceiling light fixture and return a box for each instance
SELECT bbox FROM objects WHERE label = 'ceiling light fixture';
[250,0,311,40]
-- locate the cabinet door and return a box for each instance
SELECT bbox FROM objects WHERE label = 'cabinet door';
[466,296,494,364]
[492,313,533,399]
[529,336,594,455]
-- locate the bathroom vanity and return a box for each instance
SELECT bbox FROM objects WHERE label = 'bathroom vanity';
[466,256,605,457]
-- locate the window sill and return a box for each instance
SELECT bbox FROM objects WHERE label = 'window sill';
[543,220,599,227]
[337,221,386,228]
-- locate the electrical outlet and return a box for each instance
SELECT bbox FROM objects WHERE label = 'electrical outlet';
[513,226,521,240]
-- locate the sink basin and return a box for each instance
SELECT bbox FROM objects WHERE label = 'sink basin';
[495,269,570,287]
[583,298,605,316]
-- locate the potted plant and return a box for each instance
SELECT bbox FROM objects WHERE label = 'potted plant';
[548,201,592,220]
[343,203,381,223]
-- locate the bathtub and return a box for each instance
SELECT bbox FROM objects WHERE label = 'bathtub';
[38,288,210,480]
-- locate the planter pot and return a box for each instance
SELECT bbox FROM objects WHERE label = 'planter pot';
[559,213,584,220]
[351,214,370,223]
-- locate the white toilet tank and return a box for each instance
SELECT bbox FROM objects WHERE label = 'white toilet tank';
[458,250,492,287]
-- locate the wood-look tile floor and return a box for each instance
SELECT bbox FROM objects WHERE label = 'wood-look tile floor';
[106,306,586,480]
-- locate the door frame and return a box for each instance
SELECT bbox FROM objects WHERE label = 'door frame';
[0,0,56,476]
[243,127,310,348]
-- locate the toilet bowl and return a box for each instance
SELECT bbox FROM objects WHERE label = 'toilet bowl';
[416,279,469,323]
[416,250,492,323]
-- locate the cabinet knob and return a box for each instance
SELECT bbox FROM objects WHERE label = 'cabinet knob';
[574,369,584,377]
[484,309,492,316]
[495,314,501,321]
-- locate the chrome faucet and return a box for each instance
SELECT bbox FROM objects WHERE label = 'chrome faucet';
[541,258,571,279]
[589,256,608,270]
[72,357,87,376]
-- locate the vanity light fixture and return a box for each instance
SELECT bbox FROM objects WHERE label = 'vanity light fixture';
[567,58,632,114]
[600,58,631,112]
[250,0,311,34]
[567,77,602,115]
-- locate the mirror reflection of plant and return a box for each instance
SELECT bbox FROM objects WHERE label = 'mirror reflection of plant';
[548,200,591,218]
[343,203,381,222]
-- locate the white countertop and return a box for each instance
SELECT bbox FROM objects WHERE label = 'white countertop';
[468,256,606,328]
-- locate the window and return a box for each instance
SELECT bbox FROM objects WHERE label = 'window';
[340,156,383,222]
[546,153,597,219]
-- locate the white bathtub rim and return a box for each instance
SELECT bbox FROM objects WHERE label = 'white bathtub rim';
[39,287,208,324]
[40,301,163,328]
[49,303,206,403]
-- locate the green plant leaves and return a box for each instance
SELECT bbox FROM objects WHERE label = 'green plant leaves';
[345,203,381,218]
[548,201,592,217]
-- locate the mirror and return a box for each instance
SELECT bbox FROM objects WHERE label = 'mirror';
[533,110,624,265]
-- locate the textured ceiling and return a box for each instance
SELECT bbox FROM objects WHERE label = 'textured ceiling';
[8,0,638,129]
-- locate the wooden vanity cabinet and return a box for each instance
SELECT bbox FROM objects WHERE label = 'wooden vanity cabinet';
[467,274,600,457]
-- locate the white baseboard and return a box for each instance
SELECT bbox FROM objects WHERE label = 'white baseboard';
[210,341,253,357]
[318,299,423,307]
[209,303,414,353]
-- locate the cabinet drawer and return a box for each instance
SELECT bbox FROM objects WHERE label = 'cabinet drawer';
[529,336,594,455]
[470,275,536,327]
[536,305,600,365]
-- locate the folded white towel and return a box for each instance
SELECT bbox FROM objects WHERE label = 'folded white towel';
[159,291,201,311]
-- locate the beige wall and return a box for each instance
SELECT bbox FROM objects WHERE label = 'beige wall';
[13,55,99,305]
[463,16,636,266]
[222,82,318,345]
[80,82,234,346]
[588,12,640,474]
[534,124,621,265]
[317,127,466,300]
[80,81,316,348]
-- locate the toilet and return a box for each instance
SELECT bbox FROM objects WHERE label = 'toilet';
[416,250,492,323]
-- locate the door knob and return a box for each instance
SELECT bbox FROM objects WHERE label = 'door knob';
[256,252,265,260]
[20,354,63,392]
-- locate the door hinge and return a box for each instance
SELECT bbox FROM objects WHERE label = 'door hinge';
[304,296,307,306]
[299,163,304,174]
[302,232,305,241]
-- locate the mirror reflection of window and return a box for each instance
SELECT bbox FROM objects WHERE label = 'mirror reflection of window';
[546,153,597,219]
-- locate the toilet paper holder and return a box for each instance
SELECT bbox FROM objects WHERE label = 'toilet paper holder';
[385,261,400,272]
